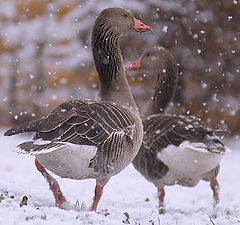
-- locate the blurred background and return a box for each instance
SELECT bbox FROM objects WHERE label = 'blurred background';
[0,0,239,136]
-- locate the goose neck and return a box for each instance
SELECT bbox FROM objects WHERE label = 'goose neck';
[92,25,138,111]
[142,68,178,118]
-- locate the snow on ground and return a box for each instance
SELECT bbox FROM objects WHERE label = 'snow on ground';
[0,130,239,225]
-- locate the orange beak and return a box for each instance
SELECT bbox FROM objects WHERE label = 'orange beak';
[133,18,153,33]
[126,57,142,71]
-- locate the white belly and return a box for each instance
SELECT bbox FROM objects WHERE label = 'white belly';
[157,141,223,187]
[36,144,97,180]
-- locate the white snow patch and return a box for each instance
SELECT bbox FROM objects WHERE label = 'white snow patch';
[0,131,240,225]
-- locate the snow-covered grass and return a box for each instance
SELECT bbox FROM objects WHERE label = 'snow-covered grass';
[0,130,239,225]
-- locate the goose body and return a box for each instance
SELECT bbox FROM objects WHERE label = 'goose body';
[5,8,152,210]
[13,100,140,185]
[127,46,230,208]
[134,114,228,189]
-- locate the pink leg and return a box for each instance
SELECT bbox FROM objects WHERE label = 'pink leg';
[158,187,165,208]
[35,159,67,208]
[210,176,219,206]
[91,184,103,211]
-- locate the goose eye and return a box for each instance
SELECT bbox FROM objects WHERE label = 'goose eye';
[123,14,128,18]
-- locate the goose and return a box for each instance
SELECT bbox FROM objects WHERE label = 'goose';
[4,7,152,211]
[126,46,230,209]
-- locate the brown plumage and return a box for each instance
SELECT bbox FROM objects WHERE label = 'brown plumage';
[127,46,230,209]
[4,8,152,211]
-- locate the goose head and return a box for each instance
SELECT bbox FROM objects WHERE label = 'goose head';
[95,8,153,37]
[127,46,179,116]
[126,46,176,74]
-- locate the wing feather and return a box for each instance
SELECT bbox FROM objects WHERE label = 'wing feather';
[5,100,136,160]
[143,114,226,154]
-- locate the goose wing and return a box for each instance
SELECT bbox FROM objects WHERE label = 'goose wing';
[4,99,89,136]
[5,99,135,172]
[143,114,226,154]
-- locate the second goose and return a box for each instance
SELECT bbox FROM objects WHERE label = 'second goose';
[127,46,230,209]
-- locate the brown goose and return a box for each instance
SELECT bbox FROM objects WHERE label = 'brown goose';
[4,8,152,211]
[127,46,230,209]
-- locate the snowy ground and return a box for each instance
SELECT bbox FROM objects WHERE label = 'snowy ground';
[0,130,239,225]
